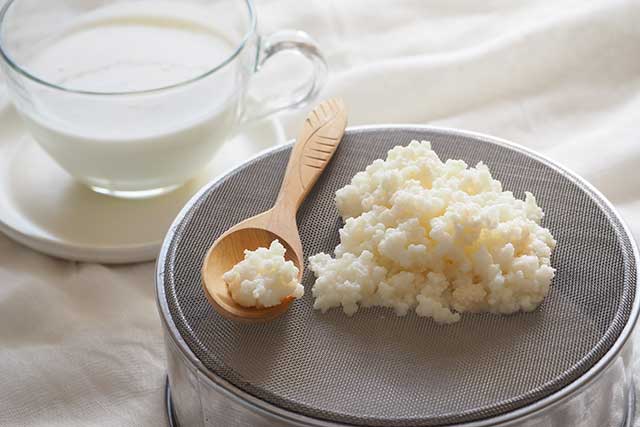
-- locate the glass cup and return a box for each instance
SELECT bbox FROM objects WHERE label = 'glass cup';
[0,0,327,198]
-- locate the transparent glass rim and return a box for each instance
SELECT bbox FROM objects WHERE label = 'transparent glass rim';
[0,0,257,96]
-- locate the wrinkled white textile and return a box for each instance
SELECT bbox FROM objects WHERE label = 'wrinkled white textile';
[1,0,639,425]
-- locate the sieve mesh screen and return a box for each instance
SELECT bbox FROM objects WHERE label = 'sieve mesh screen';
[160,128,636,426]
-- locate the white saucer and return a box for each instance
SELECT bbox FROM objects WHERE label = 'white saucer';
[0,102,286,264]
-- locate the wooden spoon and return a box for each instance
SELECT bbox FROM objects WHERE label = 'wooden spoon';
[201,98,348,322]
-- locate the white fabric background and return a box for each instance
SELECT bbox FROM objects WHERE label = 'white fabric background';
[1,0,639,425]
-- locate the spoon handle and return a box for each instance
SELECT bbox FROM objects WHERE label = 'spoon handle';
[275,98,348,210]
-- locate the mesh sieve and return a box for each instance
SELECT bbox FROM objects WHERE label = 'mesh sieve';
[159,127,637,426]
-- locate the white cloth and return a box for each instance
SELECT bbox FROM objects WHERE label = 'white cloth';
[1,0,640,425]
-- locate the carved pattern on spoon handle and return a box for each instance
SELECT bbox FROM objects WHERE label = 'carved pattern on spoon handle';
[275,98,347,210]
[297,98,348,190]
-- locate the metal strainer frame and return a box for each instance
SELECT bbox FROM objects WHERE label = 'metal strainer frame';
[156,125,640,427]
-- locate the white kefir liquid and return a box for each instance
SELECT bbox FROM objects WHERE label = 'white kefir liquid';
[21,2,243,194]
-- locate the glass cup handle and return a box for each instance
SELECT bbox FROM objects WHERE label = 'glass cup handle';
[241,30,328,124]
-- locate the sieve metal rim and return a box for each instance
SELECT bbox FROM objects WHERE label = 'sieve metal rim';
[155,124,640,426]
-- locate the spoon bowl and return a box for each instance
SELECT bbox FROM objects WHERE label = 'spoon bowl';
[201,98,348,322]
[202,226,302,322]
